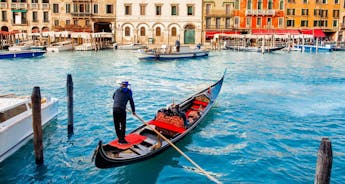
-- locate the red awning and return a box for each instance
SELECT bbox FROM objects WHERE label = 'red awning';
[206,31,240,39]
[252,29,300,35]
[299,29,325,38]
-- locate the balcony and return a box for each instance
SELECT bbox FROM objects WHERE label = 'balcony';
[42,3,49,10]
[0,2,7,8]
[30,3,39,9]
[245,9,275,16]
[11,3,27,9]
[71,12,92,17]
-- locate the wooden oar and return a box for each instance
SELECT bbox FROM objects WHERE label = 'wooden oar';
[127,108,221,184]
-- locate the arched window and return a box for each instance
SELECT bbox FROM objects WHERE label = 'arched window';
[156,27,161,36]
[171,27,177,36]
[140,27,145,36]
[125,26,130,36]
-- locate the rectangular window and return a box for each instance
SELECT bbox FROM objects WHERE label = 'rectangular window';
[225,18,231,29]
[171,5,178,16]
[234,16,239,27]
[302,9,308,15]
[156,5,161,15]
[73,4,78,13]
[301,20,308,27]
[94,4,98,14]
[322,0,327,3]
[106,5,113,14]
[66,20,70,25]
[140,4,146,15]
[32,0,38,3]
[286,20,295,27]
[256,17,262,27]
[74,19,78,25]
[267,17,272,27]
[333,10,339,18]
[334,0,339,4]
[187,5,194,16]
[125,5,131,15]
[2,11,7,21]
[206,4,211,15]
[43,11,49,22]
[206,17,211,29]
[333,20,338,27]
[54,19,59,26]
[278,17,283,28]
[66,4,70,13]
[86,20,89,26]
[257,0,263,9]
[279,0,284,10]
[226,4,231,15]
[246,17,251,28]
[53,4,59,13]
[32,11,37,22]
[216,18,221,29]
[247,0,252,10]
[268,0,273,9]
[303,0,308,3]
[235,0,240,9]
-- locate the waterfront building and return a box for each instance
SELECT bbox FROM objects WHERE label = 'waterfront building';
[285,0,341,39]
[202,0,236,43]
[0,0,115,35]
[340,0,345,41]
[232,0,285,33]
[115,0,202,46]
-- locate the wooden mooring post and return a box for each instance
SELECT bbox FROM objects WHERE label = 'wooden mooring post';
[67,74,74,135]
[31,86,43,164]
[314,137,333,184]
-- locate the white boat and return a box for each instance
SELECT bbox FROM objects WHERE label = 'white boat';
[74,43,95,51]
[138,48,209,61]
[114,43,148,50]
[46,41,73,52]
[0,94,58,162]
[8,41,33,51]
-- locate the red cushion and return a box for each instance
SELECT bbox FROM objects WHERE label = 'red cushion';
[149,120,186,133]
[108,133,147,149]
[193,100,208,107]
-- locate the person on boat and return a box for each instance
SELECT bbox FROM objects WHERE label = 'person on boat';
[196,43,201,50]
[170,104,188,128]
[112,81,136,144]
[175,40,180,52]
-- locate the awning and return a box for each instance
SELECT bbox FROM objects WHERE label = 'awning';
[12,9,27,13]
[206,31,240,39]
[252,29,300,35]
[299,29,325,38]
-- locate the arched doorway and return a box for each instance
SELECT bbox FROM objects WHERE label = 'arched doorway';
[94,22,111,32]
[1,26,9,32]
[184,24,195,44]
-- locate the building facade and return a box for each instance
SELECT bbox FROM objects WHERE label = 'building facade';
[202,0,235,42]
[339,0,345,41]
[286,0,341,38]
[115,0,202,45]
[232,0,285,32]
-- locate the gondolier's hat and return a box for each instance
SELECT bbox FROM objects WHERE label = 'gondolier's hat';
[121,81,129,87]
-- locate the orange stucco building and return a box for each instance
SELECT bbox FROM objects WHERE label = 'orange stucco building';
[232,0,285,33]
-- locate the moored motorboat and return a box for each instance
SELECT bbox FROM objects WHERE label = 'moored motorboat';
[93,73,224,168]
[46,40,73,52]
[114,43,148,50]
[0,94,58,162]
[138,49,209,61]
[0,50,46,59]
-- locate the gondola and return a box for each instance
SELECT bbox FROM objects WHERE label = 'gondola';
[225,45,285,53]
[92,74,224,168]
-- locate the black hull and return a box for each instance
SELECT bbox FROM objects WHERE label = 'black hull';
[93,74,224,168]
[225,46,285,53]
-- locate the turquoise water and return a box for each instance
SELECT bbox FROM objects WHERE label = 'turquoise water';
[1,50,345,183]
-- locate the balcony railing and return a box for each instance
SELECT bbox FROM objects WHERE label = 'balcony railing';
[42,3,49,10]
[71,12,92,17]
[11,3,27,9]
[30,3,39,9]
[245,9,275,16]
[0,2,7,8]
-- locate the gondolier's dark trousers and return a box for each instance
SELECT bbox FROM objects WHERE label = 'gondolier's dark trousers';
[113,108,126,141]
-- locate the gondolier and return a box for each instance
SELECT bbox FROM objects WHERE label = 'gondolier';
[112,81,136,144]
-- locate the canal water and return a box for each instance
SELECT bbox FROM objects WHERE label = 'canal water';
[0,49,345,183]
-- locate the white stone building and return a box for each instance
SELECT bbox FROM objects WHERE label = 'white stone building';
[115,0,202,46]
